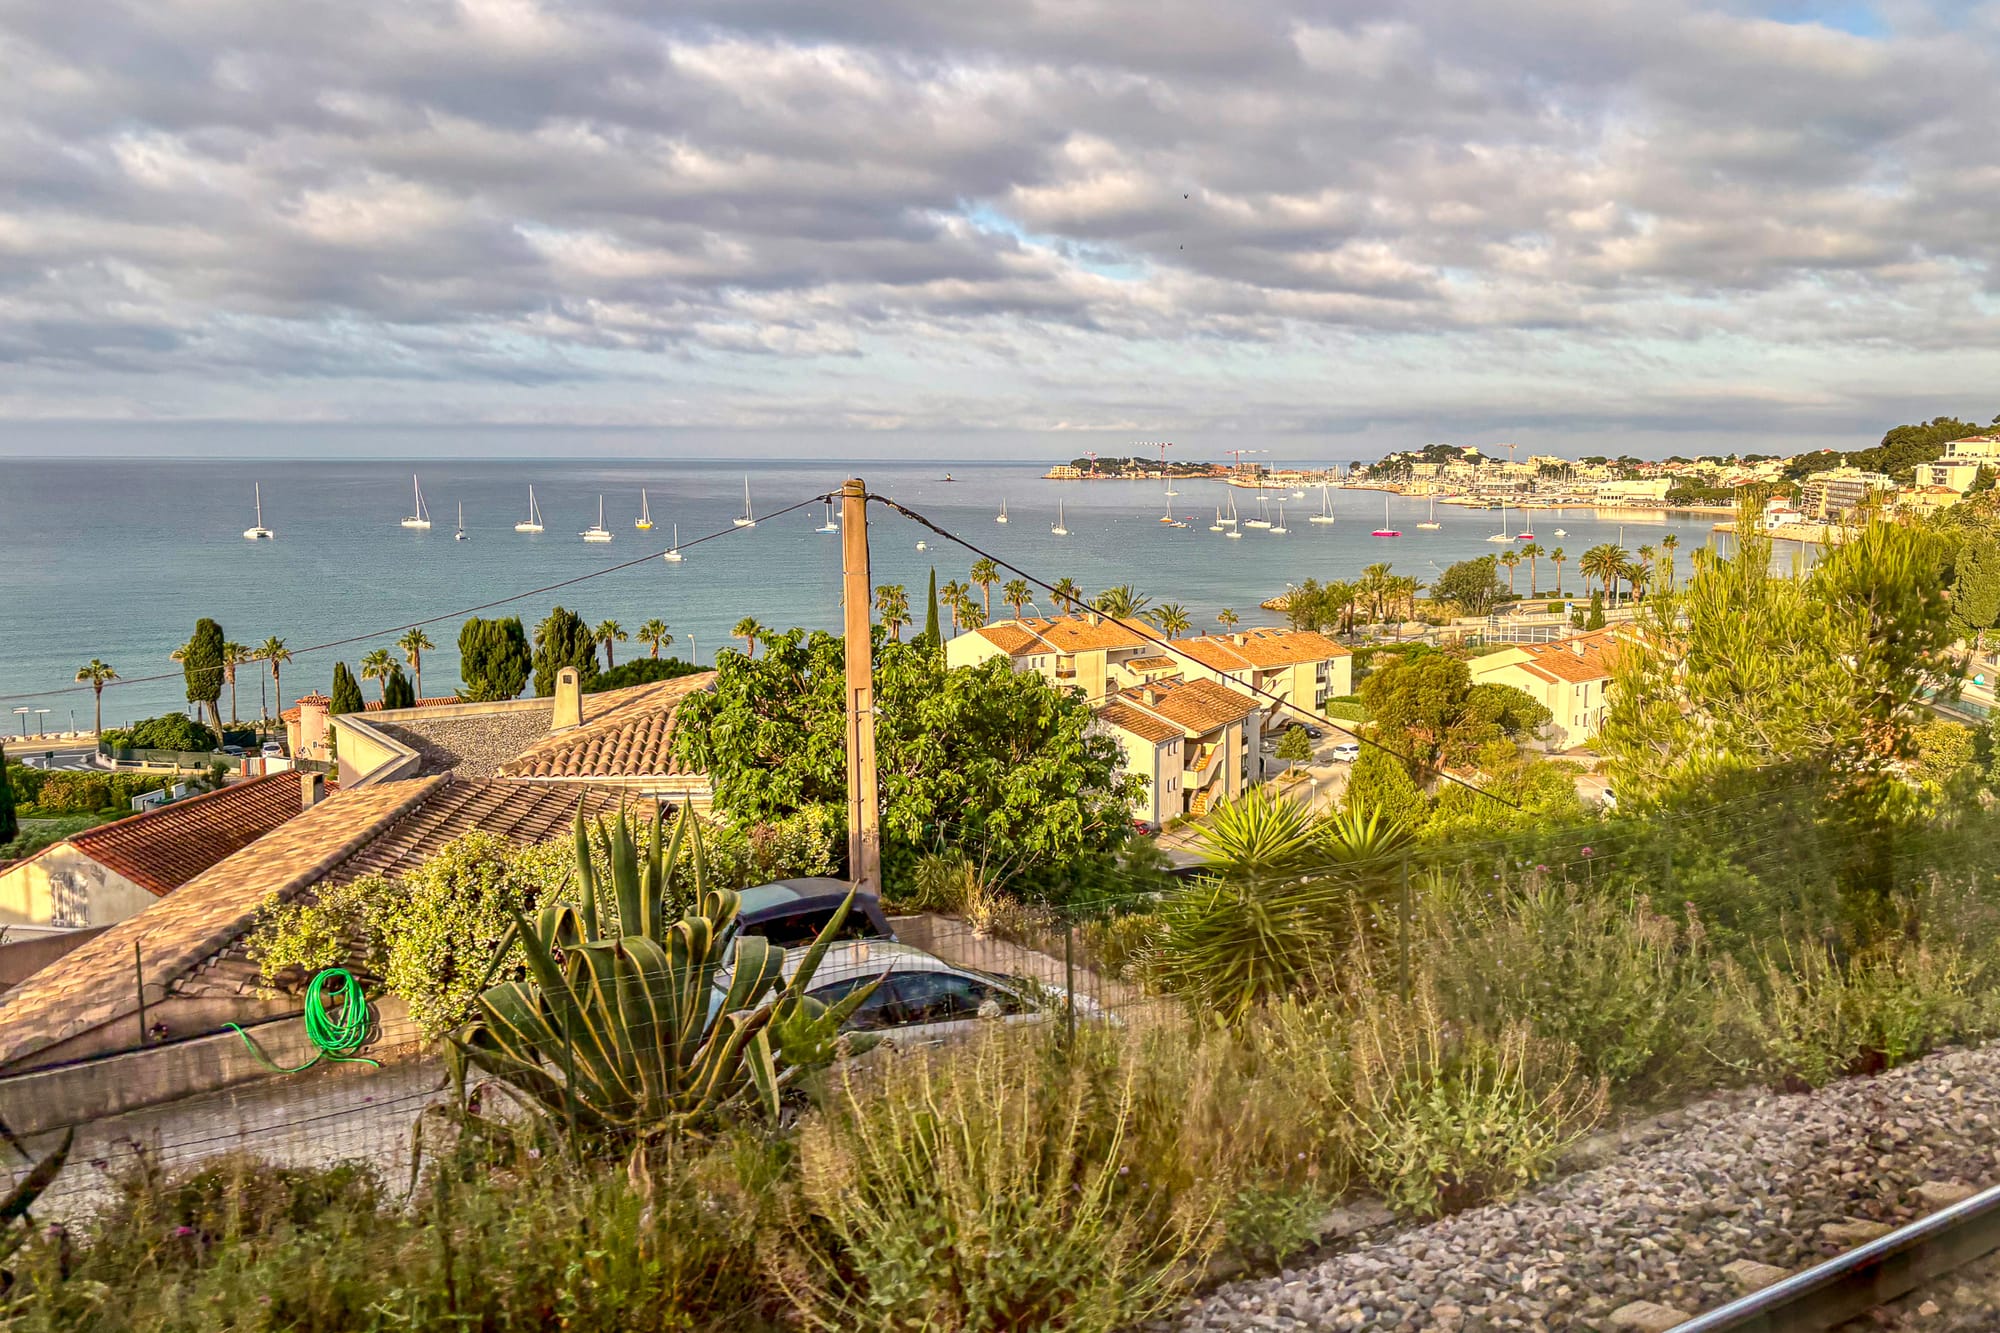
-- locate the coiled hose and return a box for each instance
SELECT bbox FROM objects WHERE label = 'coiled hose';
[227,967,380,1072]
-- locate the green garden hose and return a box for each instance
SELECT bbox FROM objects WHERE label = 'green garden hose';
[226,967,380,1072]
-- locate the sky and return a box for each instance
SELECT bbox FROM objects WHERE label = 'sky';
[1,0,1997,461]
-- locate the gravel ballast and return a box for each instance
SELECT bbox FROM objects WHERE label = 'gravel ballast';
[1168,1044,2000,1331]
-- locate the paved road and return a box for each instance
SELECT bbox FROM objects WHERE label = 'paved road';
[5,742,105,772]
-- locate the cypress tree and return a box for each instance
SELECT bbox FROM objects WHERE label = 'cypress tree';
[0,744,15,844]
[382,666,415,710]
[330,662,365,716]
[1585,590,1607,631]
[182,618,226,739]
[532,606,601,696]
[922,568,940,646]
[458,616,531,701]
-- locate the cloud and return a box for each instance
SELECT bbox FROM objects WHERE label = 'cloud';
[0,0,1995,453]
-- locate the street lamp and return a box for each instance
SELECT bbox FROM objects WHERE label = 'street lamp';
[12,708,27,738]
[33,709,50,738]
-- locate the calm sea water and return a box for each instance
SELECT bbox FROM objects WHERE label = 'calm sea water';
[0,458,1728,729]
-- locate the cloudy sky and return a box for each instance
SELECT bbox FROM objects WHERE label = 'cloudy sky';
[2,0,1996,459]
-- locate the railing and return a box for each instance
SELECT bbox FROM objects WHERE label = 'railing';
[99,745,230,769]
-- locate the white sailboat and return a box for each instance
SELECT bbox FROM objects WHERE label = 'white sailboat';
[401,475,432,529]
[581,495,613,543]
[1417,497,1441,531]
[455,502,468,541]
[514,485,544,533]
[1051,500,1068,536]
[1222,496,1241,529]
[242,483,274,540]
[1269,503,1289,535]
[733,477,757,528]
[996,499,1009,524]
[816,501,839,533]
[1245,495,1272,530]
[1160,491,1177,524]
[1209,506,1224,533]
[636,489,654,531]
[1309,482,1336,525]
[1486,506,1513,543]
[662,523,684,562]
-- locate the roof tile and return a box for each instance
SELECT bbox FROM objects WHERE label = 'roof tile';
[498,674,714,780]
[68,775,313,896]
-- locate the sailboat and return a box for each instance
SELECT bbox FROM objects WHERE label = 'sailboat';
[1245,495,1272,530]
[635,489,654,531]
[242,483,274,540]
[455,502,468,541]
[1269,503,1289,535]
[1159,491,1178,524]
[1224,495,1243,538]
[662,523,684,562]
[401,475,432,529]
[996,499,1009,525]
[1209,506,1225,533]
[1417,497,1441,531]
[816,501,840,533]
[1371,498,1401,538]
[581,496,613,543]
[1486,506,1514,543]
[515,485,545,533]
[1309,483,1336,525]
[734,477,757,528]
[1051,500,1068,536]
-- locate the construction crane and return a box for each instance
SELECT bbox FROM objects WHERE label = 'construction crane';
[1085,450,1099,476]
[1145,441,1177,494]
[1225,447,1267,477]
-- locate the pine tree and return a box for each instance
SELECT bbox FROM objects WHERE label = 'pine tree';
[1344,746,1428,830]
[330,662,365,716]
[0,743,15,844]
[458,617,531,701]
[532,606,600,696]
[1276,725,1314,765]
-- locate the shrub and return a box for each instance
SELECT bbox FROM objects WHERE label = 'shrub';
[772,1032,1220,1332]
[102,713,220,753]
[588,657,707,692]
[1322,701,1369,722]
[1144,875,1351,1023]
[28,770,180,815]
[1340,987,1606,1217]
[0,747,14,842]
[1075,911,1165,980]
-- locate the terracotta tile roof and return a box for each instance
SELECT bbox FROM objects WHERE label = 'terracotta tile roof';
[66,775,312,896]
[1126,655,1180,672]
[1095,702,1182,745]
[1021,615,1152,653]
[1176,629,1350,672]
[282,694,457,724]
[968,623,1045,656]
[1510,629,1624,684]
[0,779,438,1071]
[498,673,714,781]
[330,780,623,885]
[1118,677,1258,735]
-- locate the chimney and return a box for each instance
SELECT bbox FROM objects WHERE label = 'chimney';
[552,666,583,732]
[300,771,324,810]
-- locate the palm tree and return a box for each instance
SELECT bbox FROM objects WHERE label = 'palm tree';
[1325,580,1360,636]
[1550,547,1567,596]
[636,618,673,658]
[1660,533,1680,591]
[1092,584,1151,619]
[221,641,249,723]
[1147,603,1192,638]
[397,628,434,699]
[1358,563,1395,625]
[359,647,395,702]
[969,558,999,620]
[1217,608,1240,629]
[1519,542,1543,596]
[1580,544,1625,600]
[940,579,971,634]
[1500,550,1521,594]
[258,637,291,722]
[874,585,911,640]
[1050,577,1083,614]
[593,620,628,669]
[1635,545,1657,600]
[1623,556,1648,603]
[75,660,117,736]
[733,617,767,658]
[1002,578,1031,619]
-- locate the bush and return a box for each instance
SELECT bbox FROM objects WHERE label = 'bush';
[28,770,182,815]
[1547,600,1564,614]
[588,657,707,692]
[1321,701,1369,723]
[102,713,220,753]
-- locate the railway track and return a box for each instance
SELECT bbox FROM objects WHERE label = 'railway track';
[1670,1179,2000,1332]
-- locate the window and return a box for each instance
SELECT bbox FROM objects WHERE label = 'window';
[889,971,1017,1024]
[807,975,903,1030]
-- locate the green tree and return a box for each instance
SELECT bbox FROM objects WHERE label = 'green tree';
[732,617,769,660]
[940,580,971,634]
[1147,603,1192,638]
[1585,590,1607,630]
[1217,608,1240,629]
[330,661,364,716]
[923,569,941,644]
[874,585,910,641]
[74,660,118,737]
[382,665,416,710]
[1002,578,1032,619]
[1659,534,1679,592]
[397,628,434,700]
[257,637,291,722]
[0,744,14,844]
[359,647,395,701]
[1500,550,1521,594]
[180,618,226,738]
[1343,746,1428,830]
[1275,725,1313,765]
[671,630,1142,894]
[589,658,707,691]
[1947,530,2000,648]
[593,619,629,669]
[969,557,1000,619]
[1358,653,1534,780]
[457,617,530,701]
[636,618,674,658]
[1092,584,1151,619]
[533,607,600,694]
[221,642,249,723]
[1050,577,1082,614]
[1520,542,1543,594]
[1431,555,1507,616]
[1550,547,1567,596]
[1580,544,1625,600]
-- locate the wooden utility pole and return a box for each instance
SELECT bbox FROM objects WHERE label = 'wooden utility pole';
[840,479,882,896]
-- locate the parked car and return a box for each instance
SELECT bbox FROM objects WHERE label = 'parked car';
[794,941,1082,1047]
[260,741,286,758]
[1330,741,1361,762]
[1131,818,1158,836]
[729,877,895,949]
[220,744,247,757]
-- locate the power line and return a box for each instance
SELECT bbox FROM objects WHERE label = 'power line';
[0,494,833,710]
[870,495,1519,808]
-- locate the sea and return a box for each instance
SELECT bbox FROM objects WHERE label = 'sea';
[0,457,1732,730]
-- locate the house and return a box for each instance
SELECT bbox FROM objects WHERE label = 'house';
[0,774,317,933]
[1173,628,1351,718]
[1915,459,1983,494]
[1094,677,1260,824]
[282,692,460,763]
[1468,627,1628,750]
[1799,467,1893,522]
[946,614,1155,703]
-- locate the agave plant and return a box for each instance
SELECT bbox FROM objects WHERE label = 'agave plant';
[1195,784,1325,881]
[1321,803,1413,866]
[453,802,880,1138]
